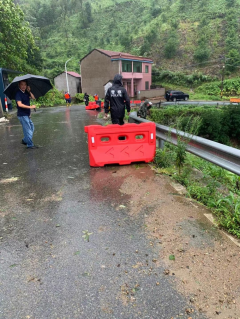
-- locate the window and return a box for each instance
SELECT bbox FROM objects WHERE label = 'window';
[145,81,149,90]
[133,61,142,73]
[145,65,149,73]
[122,61,132,72]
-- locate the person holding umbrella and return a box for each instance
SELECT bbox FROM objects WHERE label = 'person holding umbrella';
[4,73,53,149]
[15,80,38,149]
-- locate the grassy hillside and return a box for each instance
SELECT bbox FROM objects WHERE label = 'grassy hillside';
[19,0,240,83]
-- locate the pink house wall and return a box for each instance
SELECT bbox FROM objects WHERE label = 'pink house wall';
[141,63,152,90]
[121,62,152,97]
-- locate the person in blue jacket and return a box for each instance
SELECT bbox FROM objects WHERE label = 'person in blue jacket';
[15,80,38,149]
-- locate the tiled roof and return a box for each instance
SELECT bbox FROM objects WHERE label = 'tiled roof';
[97,49,132,56]
[66,71,81,78]
[97,49,153,62]
[80,49,153,62]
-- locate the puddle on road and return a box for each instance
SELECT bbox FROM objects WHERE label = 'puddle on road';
[89,166,131,207]
[1,107,240,318]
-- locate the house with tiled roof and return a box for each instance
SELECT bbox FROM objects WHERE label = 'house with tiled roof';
[54,71,81,96]
[80,49,153,98]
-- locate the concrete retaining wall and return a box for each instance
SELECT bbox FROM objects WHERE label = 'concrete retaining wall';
[137,88,165,99]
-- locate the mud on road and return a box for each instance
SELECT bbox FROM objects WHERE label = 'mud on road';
[0,106,240,319]
[116,165,240,319]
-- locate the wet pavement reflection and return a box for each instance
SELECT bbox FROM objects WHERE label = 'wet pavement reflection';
[0,106,206,319]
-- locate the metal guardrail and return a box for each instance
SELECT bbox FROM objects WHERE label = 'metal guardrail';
[132,100,238,109]
[129,112,240,176]
[161,101,239,107]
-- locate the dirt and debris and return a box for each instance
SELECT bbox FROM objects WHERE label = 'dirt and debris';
[114,165,240,319]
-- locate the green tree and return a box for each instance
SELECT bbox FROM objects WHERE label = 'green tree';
[0,0,38,71]
[145,28,158,45]
[194,33,210,63]
[150,0,161,18]
[120,30,132,50]
[226,49,240,71]
[193,45,210,63]
[225,4,239,56]
[85,2,93,23]
[225,0,237,9]
[80,1,93,28]
[163,30,179,59]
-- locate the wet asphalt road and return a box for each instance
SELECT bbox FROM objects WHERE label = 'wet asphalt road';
[0,106,206,319]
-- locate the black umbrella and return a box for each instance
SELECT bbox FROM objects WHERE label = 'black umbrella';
[3,74,53,100]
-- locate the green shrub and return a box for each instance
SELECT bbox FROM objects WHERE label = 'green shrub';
[150,104,240,144]
[164,38,178,59]
[226,49,240,72]
[75,93,95,103]
[197,77,240,96]
[188,183,214,206]
[152,143,240,237]
[154,148,174,168]
[210,192,240,238]
[227,105,240,138]
[198,109,230,143]
[152,69,215,87]
[75,93,85,102]
[35,87,65,107]
[193,45,210,62]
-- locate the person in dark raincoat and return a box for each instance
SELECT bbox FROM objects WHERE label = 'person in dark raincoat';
[84,93,89,106]
[137,99,152,119]
[104,74,130,125]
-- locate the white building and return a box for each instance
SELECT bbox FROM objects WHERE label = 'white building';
[54,71,81,96]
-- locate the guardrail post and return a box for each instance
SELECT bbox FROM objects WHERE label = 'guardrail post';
[128,116,135,124]
[160,139,165,149]
[156,137,164,149]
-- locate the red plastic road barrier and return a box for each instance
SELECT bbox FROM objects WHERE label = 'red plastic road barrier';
[84,123,156,167]
[133,100,142,104]
[230,98,240,103]
[4,98,8,112]
[87,101,97,107]
[85,103,101,110]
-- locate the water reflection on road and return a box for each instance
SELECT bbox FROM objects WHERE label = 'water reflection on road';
[0,105,206,319]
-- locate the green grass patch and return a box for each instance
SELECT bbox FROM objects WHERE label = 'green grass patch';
[153,146,240,238]
[150,104,240,145]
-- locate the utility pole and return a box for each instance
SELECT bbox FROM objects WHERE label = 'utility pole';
[65,57,73,93]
